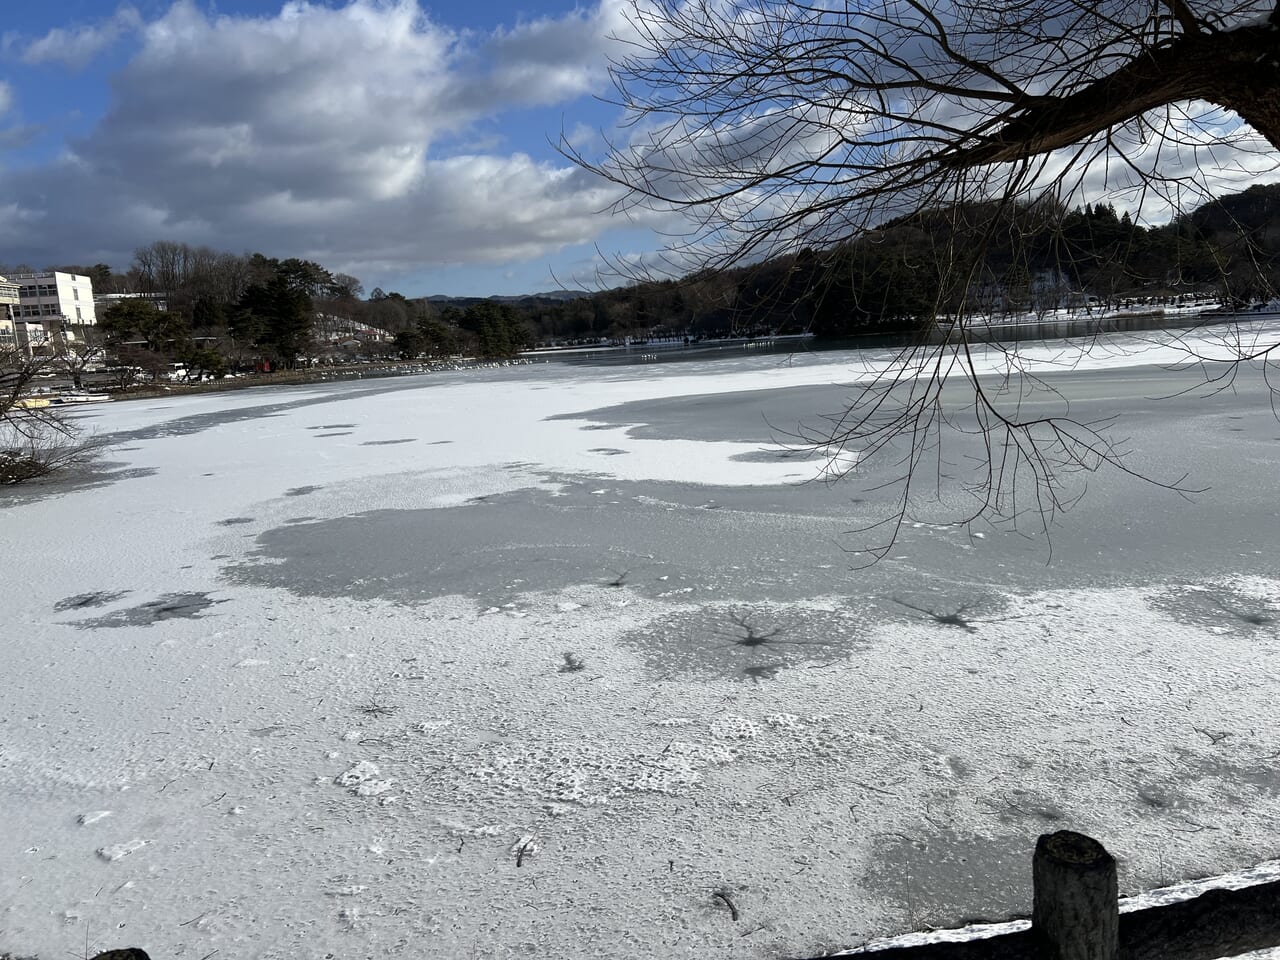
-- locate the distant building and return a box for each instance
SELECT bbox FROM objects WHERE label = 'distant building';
[7,271,98,355]
[313,314,390,344]
[94,291,169,313]
[0,275,19,349]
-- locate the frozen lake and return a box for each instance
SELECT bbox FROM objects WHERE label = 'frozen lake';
[2,328,1279,960]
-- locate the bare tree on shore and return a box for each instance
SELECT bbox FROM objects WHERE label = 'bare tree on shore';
[0,346,105,484]
[569,0,1280,556]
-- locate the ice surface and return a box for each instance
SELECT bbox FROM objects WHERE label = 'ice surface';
[2,328,1279,959]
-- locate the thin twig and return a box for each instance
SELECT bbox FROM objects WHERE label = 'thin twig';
[713,890,740,921]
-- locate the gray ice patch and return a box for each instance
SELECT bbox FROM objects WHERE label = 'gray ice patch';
[0,461,156,504]
[223,475,869,606]
[868,829,1033,930]
[54,590,132,611]
[615,604,867,682]
[71,592,226,628]
[730,447,828,463]
[1174,748,1280,802]
[1147,584,1276,633]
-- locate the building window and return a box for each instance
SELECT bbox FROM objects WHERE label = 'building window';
[73,287,80,300]
[76,306,83,321]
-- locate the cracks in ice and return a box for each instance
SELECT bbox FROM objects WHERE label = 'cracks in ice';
[356,700,399,718]
[891,596,1026,633]
[621,601,862,682]
[718,608,823,650]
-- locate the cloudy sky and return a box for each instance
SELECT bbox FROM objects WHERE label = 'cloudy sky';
[0,0,658,296]
[4,1,1277,299]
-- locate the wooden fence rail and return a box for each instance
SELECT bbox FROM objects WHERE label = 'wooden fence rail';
[810,831,1280,960]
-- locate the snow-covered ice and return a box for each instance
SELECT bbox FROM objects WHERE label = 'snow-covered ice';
[2,324,1280,959]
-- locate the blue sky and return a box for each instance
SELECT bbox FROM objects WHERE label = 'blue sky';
[0,0,663,296]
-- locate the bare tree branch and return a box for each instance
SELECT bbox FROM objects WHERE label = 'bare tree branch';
[567,0,1280,556]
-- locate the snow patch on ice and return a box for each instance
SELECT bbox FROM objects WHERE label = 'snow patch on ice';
[96,839,149,862]
[414,719,454,734]
[334,760,394,797]
[464,736,741,805]
[710,716,761,741]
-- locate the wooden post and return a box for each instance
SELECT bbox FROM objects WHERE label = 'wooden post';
[1033,831,1118,960]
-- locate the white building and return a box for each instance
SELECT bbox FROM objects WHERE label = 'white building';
[0,275,19,349]
[314,314,390,344]
[8,271,97,353]
[94,291,168,313]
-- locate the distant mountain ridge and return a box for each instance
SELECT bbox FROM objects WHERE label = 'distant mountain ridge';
[425,290,590,306]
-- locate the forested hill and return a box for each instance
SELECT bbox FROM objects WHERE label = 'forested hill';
[12,185,1280,372]
[1187,183,1280,238]
[512,183,1280,344]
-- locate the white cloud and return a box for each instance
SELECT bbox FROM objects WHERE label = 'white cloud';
[20,6,143,69]
[466,0,630,109]
[0,0,646,288]
[0,81,39,152]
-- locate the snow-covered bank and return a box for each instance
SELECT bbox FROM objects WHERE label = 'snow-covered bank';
[3,327,1279,960]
